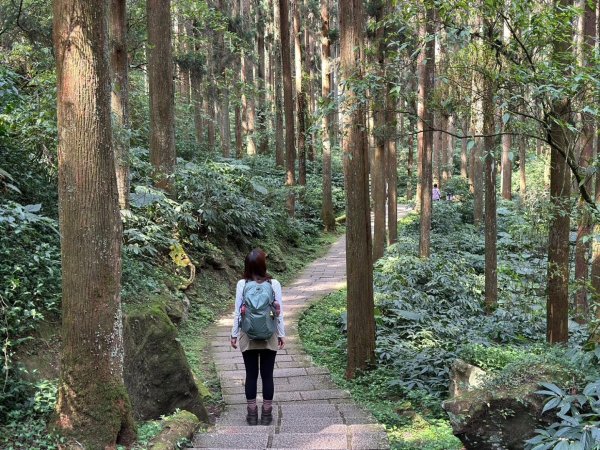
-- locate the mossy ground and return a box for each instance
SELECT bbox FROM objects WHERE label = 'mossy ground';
[299,290,462,450]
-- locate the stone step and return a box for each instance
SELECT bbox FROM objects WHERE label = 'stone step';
[192,433,269,449]
[269,433,348,449]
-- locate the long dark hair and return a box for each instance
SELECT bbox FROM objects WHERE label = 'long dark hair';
[243,248,272,281]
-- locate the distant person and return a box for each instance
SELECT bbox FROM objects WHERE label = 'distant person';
[230,249,285,426]
[446,190,454,201]
[432,183,441,201]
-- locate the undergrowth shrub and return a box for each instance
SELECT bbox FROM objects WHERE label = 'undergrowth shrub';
[0,202,60,418]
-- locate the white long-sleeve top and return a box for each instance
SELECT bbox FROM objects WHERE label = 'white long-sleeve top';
[230,278,285,339]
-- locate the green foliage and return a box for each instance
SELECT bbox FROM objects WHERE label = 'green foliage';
[300,290,462,450]
[0,379,64,450]
[0,201,60,419]
[525,379,600,450]
[301,192,599,449]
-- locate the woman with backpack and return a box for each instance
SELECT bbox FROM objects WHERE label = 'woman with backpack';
[230,248,285,426]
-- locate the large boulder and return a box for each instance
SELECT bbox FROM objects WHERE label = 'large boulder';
[443,363,560,450]
[449,359,486,398]
[124,303,209,423]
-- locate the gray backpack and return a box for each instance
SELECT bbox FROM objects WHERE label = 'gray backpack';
[240,280,277,340]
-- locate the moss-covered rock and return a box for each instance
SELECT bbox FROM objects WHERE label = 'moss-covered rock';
[123,302,209,422]
[442,361,569,449]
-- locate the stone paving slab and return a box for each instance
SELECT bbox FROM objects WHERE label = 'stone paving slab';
[270,433,348,449]
[192,219,409,448]
[192,433,270,448]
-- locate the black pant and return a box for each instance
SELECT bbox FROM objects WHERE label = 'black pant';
[242,349,277,401]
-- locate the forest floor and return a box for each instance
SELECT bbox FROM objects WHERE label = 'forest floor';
[190,207,411,449]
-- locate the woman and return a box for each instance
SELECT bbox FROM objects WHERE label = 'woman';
[230,248,285,425]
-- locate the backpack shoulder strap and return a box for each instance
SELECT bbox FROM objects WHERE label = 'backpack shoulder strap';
[267,279,275,303]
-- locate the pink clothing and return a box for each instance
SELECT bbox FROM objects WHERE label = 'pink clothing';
[432,188,441,201]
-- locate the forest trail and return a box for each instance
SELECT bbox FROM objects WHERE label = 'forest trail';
[191,205,411,449]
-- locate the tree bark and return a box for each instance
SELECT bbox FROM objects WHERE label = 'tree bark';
[386,94,398,245]
[447,114,455,178]
[372,3,386,261]
[190,22,204,147]
[482,37,497,313]
[221,88,231,157]
[440,114,449,185]
[177,19,191,104]
[501,131,512,200]
[110,0,130,209]
[591,2,600,333]
[241,0,256,156]
[547,0,573,344]
[340,0,375,380]
[305,8,316,163]
[407,130,415,201]
[273,0,285,167]
[293,0,307,186]
[418,5,435,258]
[147,0,176,192]
[191,73,203,145]
[256,5,269,155]
[575,0,596,320]
[320,0,335,231]
[206,88,216,150]
[235,105,243,158]
[279,0,296,215]
[53,0,135,446]
[519,135,527,194]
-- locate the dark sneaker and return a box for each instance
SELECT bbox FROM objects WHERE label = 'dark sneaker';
[260,407,273,426]
[246,408,258,425]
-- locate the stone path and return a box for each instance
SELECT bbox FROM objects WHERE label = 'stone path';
[192,207,411,449]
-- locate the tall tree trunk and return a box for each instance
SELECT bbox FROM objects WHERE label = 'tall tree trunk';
[418,5,435,258]
[461,116,469,178]
[591,2,600,334]
[433,121,441,186]
[235,104,243,158]
[340,0,375,380]
[241,0,256,156]
[321,0,335,231]
[407,120,415,201]
[256,6,269,155]
[177,19,191,103]
[191,21,204,147]
[293,0,307,185]
[501,131,512,200]
[519,135,527,194]
[472,65,484,225]
[440,114,449,185]
[191,69,203,145]
[110,0,130,209]
[279,0,296,215]
[386,93,398,245]
[221,89,231,157]
[447,114,455,178]
[205,93,216,150]
[53,0,135,446]
[273,0,285,167]
[575,0,596,320]
[483,36,497,313]
[547,0,573,344]
[372,3,386,261]
[305,7,316,163]
[147,0,176,192]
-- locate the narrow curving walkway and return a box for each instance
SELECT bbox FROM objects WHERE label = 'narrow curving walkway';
[192,206,411,449]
